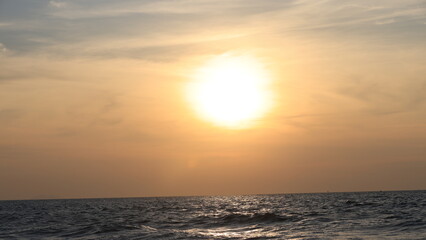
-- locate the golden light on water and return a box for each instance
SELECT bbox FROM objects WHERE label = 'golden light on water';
[187,54,273,128]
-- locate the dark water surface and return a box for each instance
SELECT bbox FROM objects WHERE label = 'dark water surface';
[1,191,425,239]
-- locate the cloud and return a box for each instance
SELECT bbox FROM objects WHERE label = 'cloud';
[0,0,424,61]
[0,43,7,55]
[0,22,12,28]
[45,0,295,19]
[335,72,426,117]
[375,19,396,25]
[49,0,67,8]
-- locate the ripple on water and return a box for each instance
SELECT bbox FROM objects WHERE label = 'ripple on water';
[0,191,425,239]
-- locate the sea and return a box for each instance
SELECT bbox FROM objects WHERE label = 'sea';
[0,191,425,239]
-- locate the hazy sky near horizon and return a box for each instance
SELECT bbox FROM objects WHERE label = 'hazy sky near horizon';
[0,0,425,200]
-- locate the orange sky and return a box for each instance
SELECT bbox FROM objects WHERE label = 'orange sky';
[0,0,425,200]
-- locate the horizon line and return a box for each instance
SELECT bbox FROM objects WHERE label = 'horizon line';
[1,188,425,202]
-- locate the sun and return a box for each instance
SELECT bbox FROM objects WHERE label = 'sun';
[187,54,273,128]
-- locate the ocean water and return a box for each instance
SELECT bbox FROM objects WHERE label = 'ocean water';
[0,191,425,239]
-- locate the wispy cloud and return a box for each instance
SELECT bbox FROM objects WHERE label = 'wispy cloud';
[0,22,12,28]
[49,0,67,8]
[0,43,7,55]
[0,0,424,60]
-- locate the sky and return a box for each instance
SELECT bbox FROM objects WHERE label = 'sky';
[0,0,425,200]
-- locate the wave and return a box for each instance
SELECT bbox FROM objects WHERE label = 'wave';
[193,212,301,226]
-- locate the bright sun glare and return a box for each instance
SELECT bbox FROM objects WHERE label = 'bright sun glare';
[187,54,272,128]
